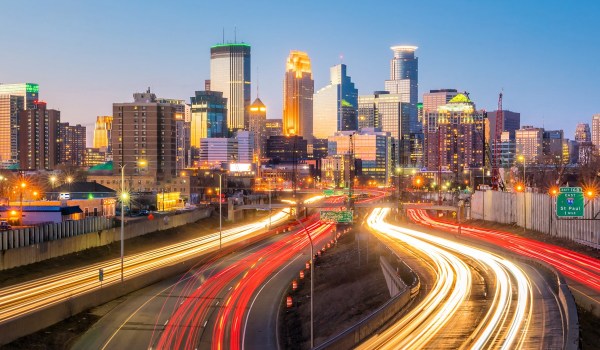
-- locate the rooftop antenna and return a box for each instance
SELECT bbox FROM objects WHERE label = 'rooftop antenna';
[222,27,225,44]
[339,53,344,64]
[256,66,260,98]
[234,26,237,43]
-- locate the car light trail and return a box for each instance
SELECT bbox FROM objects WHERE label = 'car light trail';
[409,208,600,293]
[0,209,293,324]
[360,208,533,350]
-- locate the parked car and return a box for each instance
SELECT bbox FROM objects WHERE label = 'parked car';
[0,221,12,231]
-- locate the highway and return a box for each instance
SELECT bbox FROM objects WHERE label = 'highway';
[409,208,600,295]
[0,208,293,325]
[72,216,336,350]
[360,208,565,349]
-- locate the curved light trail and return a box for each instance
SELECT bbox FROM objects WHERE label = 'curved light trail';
[360,208,533,350]
[0,209,293,324]
[409,208,600,293]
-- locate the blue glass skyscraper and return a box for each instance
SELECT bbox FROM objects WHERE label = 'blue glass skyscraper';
[385,46,418,134]
[190,90,227,144]
[313,64,358,139]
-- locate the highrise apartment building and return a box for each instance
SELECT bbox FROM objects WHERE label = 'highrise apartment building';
[0,83,39,165]
[18,101,60,170]
[210,43,251,132]
[575,123,592,142]
[248,98,267,159]
[515,126,544,164]
[384,46,418,133]
[423,93,485,174]
[592,115,600,151]
[60,123,86,166]
[313,64,358,139]
[283,51,314,141]
[112,90,177,180]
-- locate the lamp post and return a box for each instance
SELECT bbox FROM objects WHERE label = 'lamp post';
[119,160,146,283]
[19,181,26,225]
[518,155,526,231]
[217,172,223,249]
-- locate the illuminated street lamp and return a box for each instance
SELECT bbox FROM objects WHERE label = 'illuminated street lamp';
[50,175,57,190]
[19,181,26,225]
[119,159,147,283]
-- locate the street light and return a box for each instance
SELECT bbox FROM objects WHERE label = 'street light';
[119,160,146,283]
[19,181,26,225]
[216,172,224,249]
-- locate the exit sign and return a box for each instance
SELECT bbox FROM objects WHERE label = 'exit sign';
[556,187,584,218]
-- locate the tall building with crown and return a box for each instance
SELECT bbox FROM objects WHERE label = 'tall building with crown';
[248,97,267,159]
[210,43,251,132]
[385,46,418,134]
[423,93,485,175]
[283,51,314,141]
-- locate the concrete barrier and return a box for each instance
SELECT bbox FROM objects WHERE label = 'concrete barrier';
[314,242,420,350]
[0,208,212,271]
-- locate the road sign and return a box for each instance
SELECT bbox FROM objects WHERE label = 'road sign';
[98,268,104,282]
[324,189,334,197]
[557,187,584,218]
[320,210,353,223]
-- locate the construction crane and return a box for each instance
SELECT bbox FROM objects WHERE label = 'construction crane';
[491,92,506,191]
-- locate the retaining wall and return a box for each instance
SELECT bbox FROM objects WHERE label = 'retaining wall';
[0,208,212,271]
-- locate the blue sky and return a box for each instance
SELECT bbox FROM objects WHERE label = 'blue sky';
[2,0,599,141]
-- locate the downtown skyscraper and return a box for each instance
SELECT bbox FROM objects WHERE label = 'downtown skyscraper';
[210,43,251,132]
[385,46,419,133]
[313,64,358,140]
[283,51,314,141]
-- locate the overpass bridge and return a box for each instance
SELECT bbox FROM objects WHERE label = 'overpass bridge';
[237,202,458,211]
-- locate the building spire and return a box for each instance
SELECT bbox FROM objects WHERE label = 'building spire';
[256,66,260,98]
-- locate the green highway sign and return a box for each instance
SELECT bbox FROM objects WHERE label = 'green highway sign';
[324,189,334,197]
[320,210,353,223]
[556,187,584,218]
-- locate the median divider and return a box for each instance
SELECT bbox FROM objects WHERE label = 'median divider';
[313,236,420,350]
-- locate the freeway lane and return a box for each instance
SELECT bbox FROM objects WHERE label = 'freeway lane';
[0,209,292,326]
[409,209,600,297]
[73,217,336,350]
[360,208,565,349]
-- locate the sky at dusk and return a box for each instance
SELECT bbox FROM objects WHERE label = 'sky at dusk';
[2,0,599,143]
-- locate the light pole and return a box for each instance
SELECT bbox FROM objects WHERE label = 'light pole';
[518,155,526,231]
[19,181,26,225]
[295,217,314,348]
[119,160,146,283]
[217,172,223,249]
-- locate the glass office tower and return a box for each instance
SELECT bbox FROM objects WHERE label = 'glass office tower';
[210,43,251,132]
[384,46,418,133]
[190,91,228,144]
[313,64,358,139]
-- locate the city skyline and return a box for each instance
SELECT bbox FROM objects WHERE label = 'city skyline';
[2,1,599,141]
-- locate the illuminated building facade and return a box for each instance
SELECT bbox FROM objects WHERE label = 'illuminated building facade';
[385,46,419,134]
[265,119,283,138]
[84,148,106,167]
[423,93,485,174]
[198,138,236,165]
[60,123,86,167]
[592,114,600,152]
[283,51,314,140]
[210,43,251,132]
[327,128,392,184]
[93,116,113,155]
[0,83,38,165]
[313,64,358,139]
[158,98,190,171]
[235,130,254,163]
[112,90,177,180]
[515,126,544,165]
[266,135,307,163]
[248,98,267,159]
[190,90,227,144]
[18,101,61,170]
